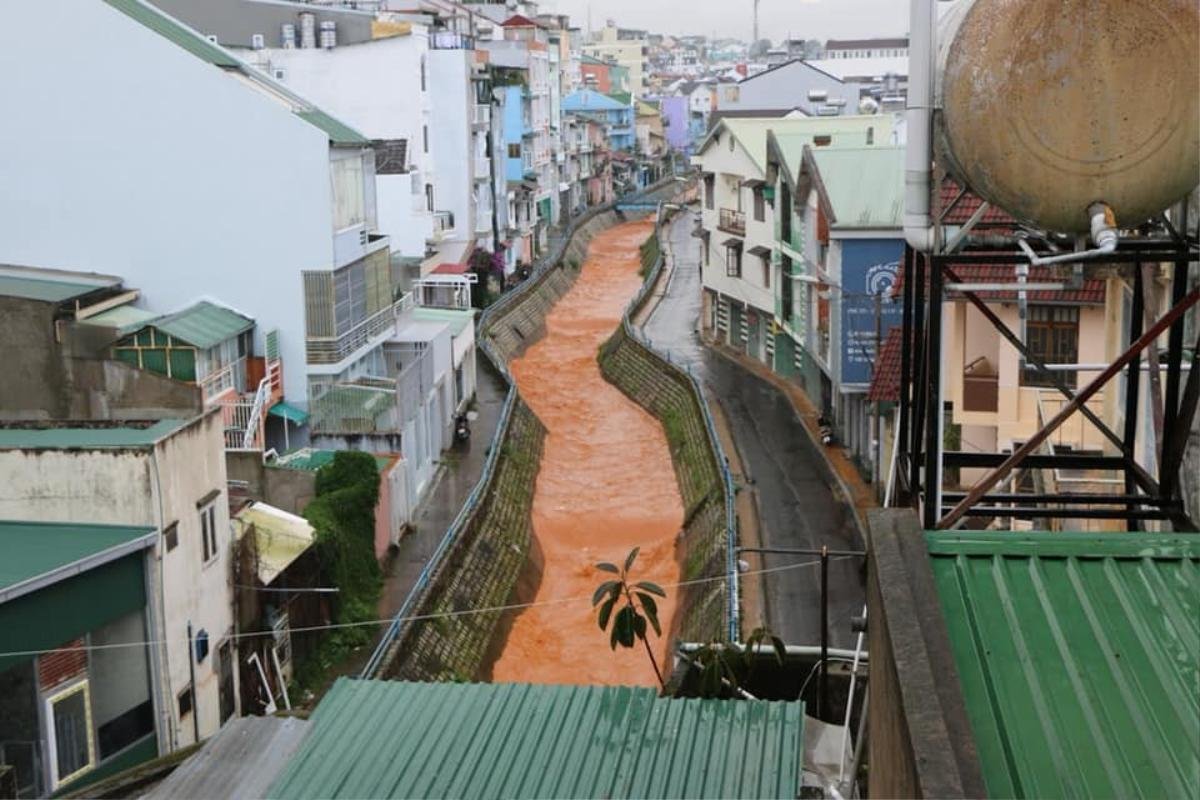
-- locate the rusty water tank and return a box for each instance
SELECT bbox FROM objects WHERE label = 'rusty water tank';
[935,0,1199,233]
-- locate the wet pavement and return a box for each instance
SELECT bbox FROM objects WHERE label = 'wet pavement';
[640,212,865,649]
[492,220,682,686]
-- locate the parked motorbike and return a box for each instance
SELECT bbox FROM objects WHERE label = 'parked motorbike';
[817,414,836,446]
[455,413,472,444]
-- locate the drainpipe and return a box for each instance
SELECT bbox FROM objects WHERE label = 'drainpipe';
[903,0,936,252]
[1017,203,1119,266]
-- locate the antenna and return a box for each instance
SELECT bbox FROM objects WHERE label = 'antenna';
[753,0,760,45]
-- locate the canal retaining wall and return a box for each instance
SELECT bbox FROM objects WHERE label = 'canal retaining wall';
[363,178,681,681]
[597,210,739,645]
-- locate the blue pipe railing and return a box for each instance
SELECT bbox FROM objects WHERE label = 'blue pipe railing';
[616,199,740,643]
[359,177,685,679]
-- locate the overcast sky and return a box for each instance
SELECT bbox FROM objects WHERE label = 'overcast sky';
[538,0,910,42]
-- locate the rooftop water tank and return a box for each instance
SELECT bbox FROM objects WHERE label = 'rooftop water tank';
[935,0,1199,232]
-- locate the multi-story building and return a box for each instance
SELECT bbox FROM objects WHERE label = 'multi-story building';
[583,20,648,98]
[563,90,636,152]
[0,0,390,450]
[822,36,909,59]
[0,412,239,759]
[716,59,864,118]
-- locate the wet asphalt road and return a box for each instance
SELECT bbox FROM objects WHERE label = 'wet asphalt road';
[640,212,865,649]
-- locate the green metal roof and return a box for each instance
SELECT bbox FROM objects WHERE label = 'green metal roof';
[102,0,369,146]
[928,531,1200,800]
[78,304,160,334]
[296,110,371,147]
[268,401,310,426]
[702,115,892,174]
[269,448,389,473]
[0,520,156,602]
[143,300,254,349]
[809,145,904,229]
[412,307,473,337]
[267,680,804,799]
[0,418,189,450]
[0,274,116,303]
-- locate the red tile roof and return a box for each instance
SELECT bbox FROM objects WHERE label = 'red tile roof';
[938,179,1016,226]
[892,261,1107,305]
[502,14,539,27]
[432,262,468,275]
[868,327,904,403]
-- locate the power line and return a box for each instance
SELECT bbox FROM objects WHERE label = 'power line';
[0,557,848,660]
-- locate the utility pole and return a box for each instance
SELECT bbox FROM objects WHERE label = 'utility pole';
[752,0,760,46]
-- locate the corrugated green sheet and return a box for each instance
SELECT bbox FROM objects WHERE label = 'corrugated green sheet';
[267,680,804,799]
[928,531,1200,800]
[296,110,371,146]
[0,520,155,594]
[149,300,253,349]
[809,146,904,229]
[0,275,112,303]
[0,418,187,449]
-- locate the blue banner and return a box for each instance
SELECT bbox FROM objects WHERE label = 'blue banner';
[839,238,903,386]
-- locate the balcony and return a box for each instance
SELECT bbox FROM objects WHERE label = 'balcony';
[199,356,247,402]
[472,104,491,127]
[306,295,414,366]
[718,208,746,236]
[433,210,455,233]
[474,155,491,179]
[430,31,475,50]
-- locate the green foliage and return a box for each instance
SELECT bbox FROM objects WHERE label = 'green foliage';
[593,547,668,688]
[690,627,787,698]
[638,233,661,279]
[293,451,382,692]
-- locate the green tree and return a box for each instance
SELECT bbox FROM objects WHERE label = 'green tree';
[593,547,667,689]
[688,627,786,698]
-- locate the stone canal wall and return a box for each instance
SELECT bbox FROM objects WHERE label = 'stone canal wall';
[597,209,738,645]
[369,180,679,681]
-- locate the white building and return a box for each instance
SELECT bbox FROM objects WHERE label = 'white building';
[822,37,908,60]
[693,116,894,365]
[0,0,388,429]
[0,412,238,752]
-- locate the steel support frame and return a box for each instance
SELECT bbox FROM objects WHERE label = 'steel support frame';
[896,236,1199,531]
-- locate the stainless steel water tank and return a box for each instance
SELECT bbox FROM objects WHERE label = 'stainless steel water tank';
[935,0,1199,232]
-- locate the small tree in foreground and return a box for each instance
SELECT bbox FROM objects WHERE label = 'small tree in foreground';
[593,547,667,689]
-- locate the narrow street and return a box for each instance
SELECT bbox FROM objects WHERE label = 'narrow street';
[640,211,865,648]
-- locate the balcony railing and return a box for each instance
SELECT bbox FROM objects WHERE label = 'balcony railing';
[430,31,475,50]
[306,295,414,365]
[472,104,491,126]
[718,208,746,236]
[199,356,246,401]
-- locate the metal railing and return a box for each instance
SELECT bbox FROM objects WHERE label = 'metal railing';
[718,207,746,236]
[360,175,688,679]
[199,356,245,401]
[432,210,455,233]
[429,30,475,50]
[472,104,491,126]
[306,295,413,365]
[620,199,740,642]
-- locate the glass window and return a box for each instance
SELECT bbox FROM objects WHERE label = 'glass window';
[46,682,94,789]
[200,503,218,563]
[0,661,42,797]
[331,156,365,231]
[726,246,742,278]
[1023,305,1080,387]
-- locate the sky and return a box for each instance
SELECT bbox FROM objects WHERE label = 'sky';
[538,0,911,42]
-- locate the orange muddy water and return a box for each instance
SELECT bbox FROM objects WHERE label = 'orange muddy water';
[491,219,684,686]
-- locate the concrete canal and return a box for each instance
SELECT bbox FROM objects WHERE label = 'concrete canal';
[491,219,684,686]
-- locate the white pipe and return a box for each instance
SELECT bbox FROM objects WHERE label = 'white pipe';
[903,0,936,252]
[838,606,867,784]
[1016,203,1119,266]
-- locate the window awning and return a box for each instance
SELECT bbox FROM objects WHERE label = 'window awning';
[269,401,310,426]
[748,245,772,258]
[722,237,744,248]
[741,178,767,189]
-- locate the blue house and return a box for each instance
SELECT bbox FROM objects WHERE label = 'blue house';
[562,89,635,152]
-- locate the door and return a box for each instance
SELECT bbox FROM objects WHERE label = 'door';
[217,640,236,726]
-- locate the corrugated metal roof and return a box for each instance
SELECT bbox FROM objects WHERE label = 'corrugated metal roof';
[295,109,370,147]
[0,273,117,303]
[78,303,159,334]
[413,307,473,337]
[146,300,253,349]
[704,116,892,173]
[269,448,390,473]
[0,521,156,600]
[233,502,315,585]
[809,145,904,229]
[0,418,189,450]
[867,326,903,403]
[267,680,805,799]
[145,716,311,800]
[928,531,1200,800]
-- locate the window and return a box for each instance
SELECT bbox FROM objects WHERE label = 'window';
[420,56,426,92]
[753,186,765,222]
[164,522,178,552]
[331,155,365,230]
[199,500,218,563]
[1023,305,1080,387]
[726,245,742,277]
[45,681,95,789]
[425,183,434,212]
[91,611,154,760]
[704,174,715,210]
[177,687,193,719]
[866,127,874,145]
[813,135,832,147]
[508,142,521,158]
[423,125,429,153]
[762,257,771,289]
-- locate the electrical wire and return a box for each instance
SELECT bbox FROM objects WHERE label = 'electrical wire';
[0,556,848,659]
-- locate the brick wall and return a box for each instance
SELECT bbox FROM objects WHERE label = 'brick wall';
[38,639,87,691]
